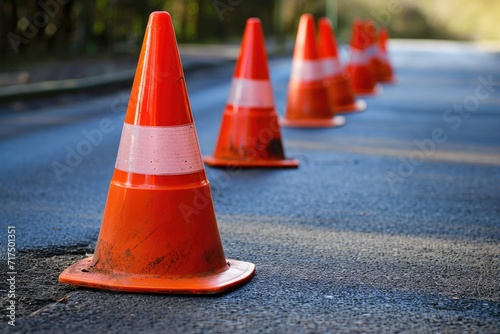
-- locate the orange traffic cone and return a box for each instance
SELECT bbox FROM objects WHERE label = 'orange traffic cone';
[365,20,382,82]
[346,19,380,96]
[376,27,395,83]
[204,18,299,168]
[317,17,366,114]
[282,14,345,128]
[59,11,255,294]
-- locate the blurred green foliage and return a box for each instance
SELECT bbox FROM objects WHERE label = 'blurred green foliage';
[1,0,499,61]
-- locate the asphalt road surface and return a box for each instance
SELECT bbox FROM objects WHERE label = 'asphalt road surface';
[0,40,499,333]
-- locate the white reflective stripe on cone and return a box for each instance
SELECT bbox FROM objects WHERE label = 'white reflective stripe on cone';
[227,78,274,108]
[376,46,389,61]
[348,49,368,65]
[365,45,377,57]
[291,60,324,82]
[321,57,342,77]
[115,123,204,175]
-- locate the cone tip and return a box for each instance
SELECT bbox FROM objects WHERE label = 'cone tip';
[247,17,261,25]
[298,13,315,33]
[300,13,314,22]
[245,18,262,33]
[146,11,174,34]
[319,17,331,27]
[148,11,172,23]
[366,20,376,29]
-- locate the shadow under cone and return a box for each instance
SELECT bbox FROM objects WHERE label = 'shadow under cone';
[204,18,298,168]
[59,11,255,294]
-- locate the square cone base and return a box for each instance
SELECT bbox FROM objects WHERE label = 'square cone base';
[203,157,299,168]
[59,256,255,294]
[280,115,346,128]
[334,99,367,114]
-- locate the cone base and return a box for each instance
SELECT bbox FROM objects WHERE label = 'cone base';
[59,256,255,294]
[354,84,382,97]
[280,115,346,128]
[334,99,367,114]
[379,76,396,84]
[203,156,299,168]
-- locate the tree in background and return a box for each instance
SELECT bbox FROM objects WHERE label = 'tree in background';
[1,0,498,63]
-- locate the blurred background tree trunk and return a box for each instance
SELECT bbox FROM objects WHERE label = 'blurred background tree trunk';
[1,0,18,56]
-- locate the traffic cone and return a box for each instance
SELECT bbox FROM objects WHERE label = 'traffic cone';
[376,27,395,83]
[365,20,382,82]
[204,18,299,168]
[346,19,380,96]
[317,17,366,114]
[59,11,255,294]
[282,14,345,128]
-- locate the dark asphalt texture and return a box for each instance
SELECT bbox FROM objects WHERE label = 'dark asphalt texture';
[0,40,499,333]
